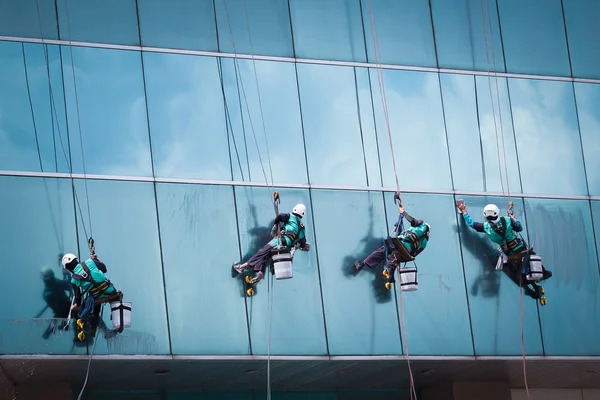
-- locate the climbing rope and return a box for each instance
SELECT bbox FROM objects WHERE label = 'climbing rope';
[76,304,104,400]
[365,1,416,398]
[478,1,529,397]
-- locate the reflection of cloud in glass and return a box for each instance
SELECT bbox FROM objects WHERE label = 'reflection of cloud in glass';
[574,83,600,195]
[372,69,452,191]
[509,79,587,196]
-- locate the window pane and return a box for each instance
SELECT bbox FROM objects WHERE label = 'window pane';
[73,179,170,355]
[361,0,436,68]
[383,192,473,355]
[137,0,218,51]
[0,176,78,354]
[509,79,587,196]
[475,76,522,194]
[573,83,600,196]
[370,69,452,191]
[57,0,139,45]
[440,74,484,192]
[592,201,600,272]
[356,67,383,187]
[222,58,307,185]
[143,52,231,181]
[525,199,600,355]
[0,42,70,173]
[214,0,293,57]
[289,0,366,62]
[297,64,367,187]
[430,0,505,72]
[235,187,327,355]
[311,189,401,355]
[62,47,153,177]
[0,0,58,40]
[156,183,249,354]
[563,0,600,79]
[457,196,543,355]
[497,0,570,76]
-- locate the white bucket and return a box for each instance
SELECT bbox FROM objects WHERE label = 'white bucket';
[399,267,418,292]
[110,301,132,330]
[272,247,293,280]
[525,254,544,281]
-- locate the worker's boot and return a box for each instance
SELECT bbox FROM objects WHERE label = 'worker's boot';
[251,271,264,284]
[232,262,245,274]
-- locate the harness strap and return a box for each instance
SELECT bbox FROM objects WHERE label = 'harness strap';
[400,231,421,257]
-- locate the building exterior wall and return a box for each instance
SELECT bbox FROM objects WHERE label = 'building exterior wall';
[0,0,599,364]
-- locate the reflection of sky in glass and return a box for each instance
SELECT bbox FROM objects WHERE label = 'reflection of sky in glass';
[62,46,153,177]
[57,0,139,45]
[430,0,505,72]
[361,0,436,67]
[289,0,366,62]
[221,58,307,185]
[384,192,473,355]
[573,83,600,195]
[509,79,587,196]
[525,199,600,355]
[563,0,600,79]
[137,0,217,51]
[371,68,452,191]
[214,0,293,57]
[497,0,570,76]
[0,42,69,173]
[156,183,249,354]
[297,63,368,186]
[0,177,78,354]
[0,0,58,39]
[143,52,231,180]
[457,195,542,355]
[73,179,170,355]
[475,75,522,194]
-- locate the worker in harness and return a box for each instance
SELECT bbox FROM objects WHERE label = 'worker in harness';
[457,201,552,299]
[40,266,72,339]
[354,204,430,287]
[61,251,119,340]
[232,203,311,284]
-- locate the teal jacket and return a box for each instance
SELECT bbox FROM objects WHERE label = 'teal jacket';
[70,259,116,301]
[463,214,525,254]
[269,213,307,248]
[396,212,429,257]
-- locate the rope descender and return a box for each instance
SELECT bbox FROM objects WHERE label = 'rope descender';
[507,201,515,217]
[273,191,280,215]
[88,237,95,256]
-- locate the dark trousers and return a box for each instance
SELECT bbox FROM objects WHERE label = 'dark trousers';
[363,246,385,268]
[247,243,274,272]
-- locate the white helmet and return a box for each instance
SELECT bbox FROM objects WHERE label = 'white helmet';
[292,203,306,218]
[61,253,77,269]
[483,204,500,221]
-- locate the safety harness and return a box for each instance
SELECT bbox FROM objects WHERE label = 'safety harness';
[488,217,523,254]
[71,261,111,298]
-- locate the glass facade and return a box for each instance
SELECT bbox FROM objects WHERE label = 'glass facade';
[1,0,599,362]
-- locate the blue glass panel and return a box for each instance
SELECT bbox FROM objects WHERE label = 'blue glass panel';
[296,63,366,186]
[457,196,543,355]
[156,183,249,355]
[73,179,170,355]
[62,46,153,177]
[143,52,231,181]
[440,74,484,192]
[370,69,452,191]
[497,0,570,76]
[137,0,218,51]
[563,0,600,79]
[573,83,600,196]
[57,0,139,45]
[509,79,587,196]
[234,187,327,355]
[382,192,473,355]
[289,0,366,62]
[525,199,600,355]
[214,0,293,57]
[0,0,58,39]
[0,176,79,354]
[356,67,383,187]
[221,58,307,185]
[475,75,522,193]
[361,0,436,67]
[430,0,505,72]
[592,201,600,266]
[311,189,401,355]
[167,392,253,400]
[0,42,70,173]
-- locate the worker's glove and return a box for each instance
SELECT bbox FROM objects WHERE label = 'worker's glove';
[301,243,311,251]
